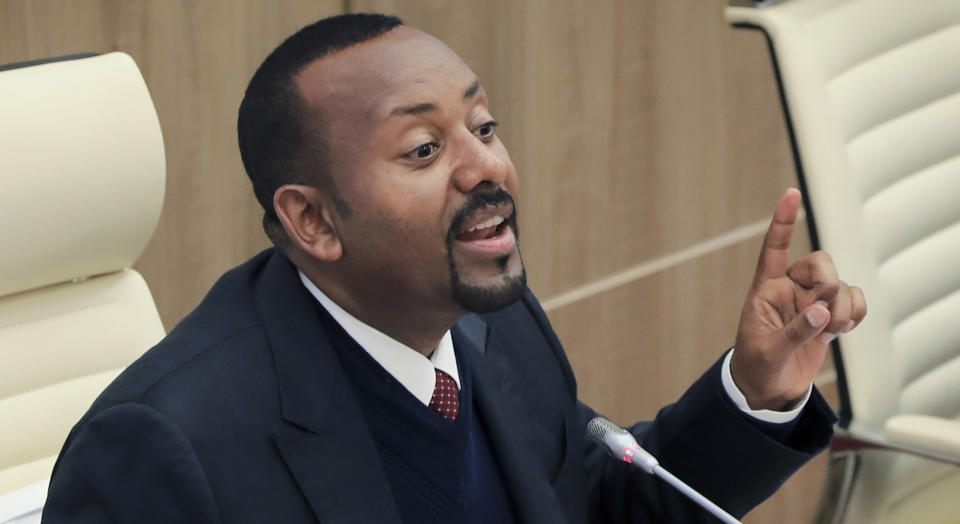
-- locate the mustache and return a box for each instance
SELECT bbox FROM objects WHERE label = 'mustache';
[448,188,517,239]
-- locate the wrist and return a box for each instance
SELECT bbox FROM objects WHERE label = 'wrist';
[728,349,807,411]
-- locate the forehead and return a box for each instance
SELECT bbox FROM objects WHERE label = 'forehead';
[294,26,478,121]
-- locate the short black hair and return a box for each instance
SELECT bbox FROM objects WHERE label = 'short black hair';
[237,13,403,245]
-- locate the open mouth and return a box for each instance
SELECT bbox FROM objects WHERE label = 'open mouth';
[456,214,508,242]
[447,190,518,257]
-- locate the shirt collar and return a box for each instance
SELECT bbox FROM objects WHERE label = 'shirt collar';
[298,270,460,406]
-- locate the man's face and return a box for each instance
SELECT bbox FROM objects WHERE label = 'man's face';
[295,27,524,315]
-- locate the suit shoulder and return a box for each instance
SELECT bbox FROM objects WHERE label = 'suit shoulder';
[477,287,578,397]
[84,251,275,419]
[46,402,221,522]
[480,287,563,350]
[86,320,267,423]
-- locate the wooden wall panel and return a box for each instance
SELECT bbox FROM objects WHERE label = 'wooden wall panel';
[0,0,342,329]
[546,228,814,424]
[356,0,797,298]
[548,238,759,423]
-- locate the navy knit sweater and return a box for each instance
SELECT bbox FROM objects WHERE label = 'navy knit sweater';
[328,320,517,524]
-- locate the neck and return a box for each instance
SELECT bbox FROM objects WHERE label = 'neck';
[300,267,461,357]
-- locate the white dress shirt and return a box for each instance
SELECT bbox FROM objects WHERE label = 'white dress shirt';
[300,271,459,406]
[722,348,810,423]
[299,271,808,422]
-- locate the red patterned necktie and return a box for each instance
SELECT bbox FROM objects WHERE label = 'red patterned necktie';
[429,369,460,421]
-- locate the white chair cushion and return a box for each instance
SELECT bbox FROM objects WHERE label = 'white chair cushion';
[0,270,165,494]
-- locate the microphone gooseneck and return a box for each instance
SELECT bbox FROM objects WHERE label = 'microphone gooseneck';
[586,417,742,524]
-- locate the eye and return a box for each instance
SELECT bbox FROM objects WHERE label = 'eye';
[475,120,498,141]
[406,142,440,161]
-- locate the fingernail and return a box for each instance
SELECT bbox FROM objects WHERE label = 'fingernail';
[815,300,829,309]
[844,320,855,333]
[807,308,828,327]
[818,331,839,344]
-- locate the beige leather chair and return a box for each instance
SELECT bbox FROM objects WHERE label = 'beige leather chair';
[0,52,166,523]
[726,1,960,523]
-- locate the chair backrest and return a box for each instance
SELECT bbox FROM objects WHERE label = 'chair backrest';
[726,1,960,522]
[0,52,166,499]
[727,0,960,432]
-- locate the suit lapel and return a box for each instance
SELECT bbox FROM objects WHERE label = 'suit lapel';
[254,254,567,523]
[455,315,569,524]
[256,252,402,524]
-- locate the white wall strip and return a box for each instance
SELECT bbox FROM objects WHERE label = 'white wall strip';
[540,211,806,312]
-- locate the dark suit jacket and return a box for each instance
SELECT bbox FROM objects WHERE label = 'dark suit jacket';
[42,249,835,523]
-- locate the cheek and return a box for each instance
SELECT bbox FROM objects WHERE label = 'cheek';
[366,201,449,258]
[495,144,520,197]
[505,169,520,199]
[349,169,455,253]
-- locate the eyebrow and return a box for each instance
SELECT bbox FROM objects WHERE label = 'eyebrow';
[390,102,437,116]
[463,79,481,99]
[388,79,484,117]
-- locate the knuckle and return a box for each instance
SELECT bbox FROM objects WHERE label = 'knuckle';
[827,319,847,333]
[815,281,840,300]
[831,281,850,301]
[853,286,866,301]
[813,250,834,265]
[854,292,868,319]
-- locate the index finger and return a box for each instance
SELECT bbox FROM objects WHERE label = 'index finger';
[755,188,802,283]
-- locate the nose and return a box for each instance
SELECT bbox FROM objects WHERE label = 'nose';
[451,132,510,194]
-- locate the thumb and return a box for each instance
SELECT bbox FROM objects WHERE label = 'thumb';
[781,302,831,349]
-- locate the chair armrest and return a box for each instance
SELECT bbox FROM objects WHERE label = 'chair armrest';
[830,418,960,466]
[726,0,785,11]
[885,414,960,462]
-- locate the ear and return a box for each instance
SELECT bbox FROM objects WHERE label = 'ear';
[273,184,343,261]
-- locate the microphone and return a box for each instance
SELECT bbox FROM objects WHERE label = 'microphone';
[586,417,742,524]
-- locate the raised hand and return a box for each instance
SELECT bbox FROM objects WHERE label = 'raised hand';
[731,188,867,411]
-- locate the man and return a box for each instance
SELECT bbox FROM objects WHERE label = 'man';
[43,13,866,523]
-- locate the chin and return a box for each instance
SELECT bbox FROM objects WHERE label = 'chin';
[449,260,526,313]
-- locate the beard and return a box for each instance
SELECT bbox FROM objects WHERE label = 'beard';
[446,189,527,313]
[449,252,527,313]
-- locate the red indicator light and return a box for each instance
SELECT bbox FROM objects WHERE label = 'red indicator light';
[625,448,635,457]
[622,456,633,464]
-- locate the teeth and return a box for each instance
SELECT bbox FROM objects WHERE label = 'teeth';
[467,215,505,232]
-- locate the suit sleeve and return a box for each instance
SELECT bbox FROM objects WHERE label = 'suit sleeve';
[505,288,836,522]
[42,403,220,524]
[578,358,837,523]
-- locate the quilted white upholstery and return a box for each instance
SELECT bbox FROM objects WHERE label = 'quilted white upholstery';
[726,1,960,522]
[0,52,165,507]
[0,52,164,298]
